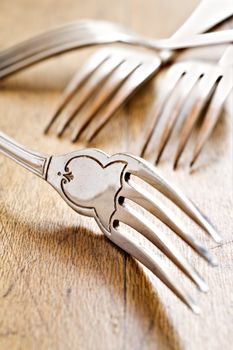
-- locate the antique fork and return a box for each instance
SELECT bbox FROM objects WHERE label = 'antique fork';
[0,132,220,312]
[141,44,233,167]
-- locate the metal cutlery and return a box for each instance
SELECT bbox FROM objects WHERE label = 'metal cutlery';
[0,131,220,312]
[1,0,233,80]
[44,14,233,167]
[38,4,233,158]
[44,47,162,140]
[141,44,233,167]
[0,22,233,79]
[43,40,233,162]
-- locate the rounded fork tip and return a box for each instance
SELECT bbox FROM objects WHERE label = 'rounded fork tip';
[198,245,218,267]
[173,160,178,170]
[213,235,222,244]
[185,296,201,314]
[209,230,222,244]
[155,157,160,166]
[208,254,218,267]
[189,270,208,293]
[57,127,65,138]
[191,303,201,315]
[199,281,208,293]
[199,220,222,244]
[189,160,195,169]
[44,124,50,135]
[71,133,79,143]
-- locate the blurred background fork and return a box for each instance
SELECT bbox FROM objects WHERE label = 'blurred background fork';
[141,15,233,168]
[0,1,233,168]
[1,13,233,79]
[44,47,163,140]
[44,39,233,164]
[140,44,233,168]
[42,12,233,161]
[42,6,233,143]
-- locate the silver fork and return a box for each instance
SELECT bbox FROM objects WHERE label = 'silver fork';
[0,132,220,312]
[44,47,162,141]
[0,6,233,143]
[0,21,233,79]
[41,16,233,151]
[44,42,233,158]
[141,44,233,168]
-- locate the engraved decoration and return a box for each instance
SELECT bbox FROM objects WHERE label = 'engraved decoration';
[58,155,127,229]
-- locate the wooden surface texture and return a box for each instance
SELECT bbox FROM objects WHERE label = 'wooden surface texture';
[0,0,232,349]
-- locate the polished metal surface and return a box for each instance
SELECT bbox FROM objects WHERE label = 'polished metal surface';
[43,1,233,144]
[0,131,221,313]
[2,0,232,79]
[141,44,233,168]
[44,47,161,139]
[173,0,233,38]
[0,1,232,171]
[0,20,233,79]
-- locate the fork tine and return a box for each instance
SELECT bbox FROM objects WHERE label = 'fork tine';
[155,68,204,165]
[56,55,125,137]
[140,64,187,158]
[118,153,221,242]
[190,72,233,167]
[110,223,200,313]
[44,50,110,134]
[114,203,208,292]
[84,58,161,142]
[71,60,140,142]
[173,71,221,169]
[120,180,217,266]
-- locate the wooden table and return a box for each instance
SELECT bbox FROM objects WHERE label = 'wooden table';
[0,1,232,349]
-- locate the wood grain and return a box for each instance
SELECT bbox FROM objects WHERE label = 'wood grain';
[0,1,232,349]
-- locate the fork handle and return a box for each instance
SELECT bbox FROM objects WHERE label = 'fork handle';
[219,44,233,65]
[0,132,49,178]
[173,0,233,38]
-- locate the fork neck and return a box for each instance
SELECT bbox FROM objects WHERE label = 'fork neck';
[0,132,50,179]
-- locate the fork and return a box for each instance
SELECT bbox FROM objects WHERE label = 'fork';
[43,42,233,141]
[40,13,233,146]
[0,21,233,80]
[0,131,221,312]
[1,0,233,79]
[0,6,233,142]
[140,44,233,168]
[43,44,233,152]
[44,47,162,140]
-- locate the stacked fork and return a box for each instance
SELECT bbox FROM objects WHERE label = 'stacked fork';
[0,0,231,315]
[141,23,233,168]
[43,42,232,168]
[29,9,229,167]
